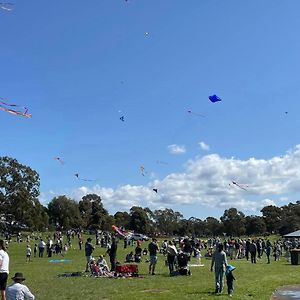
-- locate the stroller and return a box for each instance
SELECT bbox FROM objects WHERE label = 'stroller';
[177,252,191,276]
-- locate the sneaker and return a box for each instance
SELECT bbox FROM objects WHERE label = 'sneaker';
[152,273,156,275]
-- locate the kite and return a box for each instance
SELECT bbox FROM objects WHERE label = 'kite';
[140,165,147,176]
[152,188,158,193]
[54,157,64,165]
[112,225,127,237]
[74,173,96,182]
[229,181,248,191]
[156,160,168,165]
[120,116,125,122]
[144,32,150,36]
[0,3,13,11]
[0,98,31,117]
[187,110,205,117]
[209,95,222,103]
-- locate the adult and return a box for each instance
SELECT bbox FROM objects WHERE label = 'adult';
[245,238,250,261]
[266,240,272,264]
[38,239,46,258]
[6,273,35,300]
[85,238,95,272]
[166,241,178,275]
[0,240,9,300]
[148,238,159,275]
[108,237,117,272]
[211,244,228,294]
[249,240,257,264]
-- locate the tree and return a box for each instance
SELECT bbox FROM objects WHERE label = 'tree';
[154,208,183,235]
[245,215,266,236]
[114,211,130,228]
[204,217,224,236]
[220,208,246,237]
[79,194,109,230]
[261,205,282,234]
[129,206,152,234]
[0,156,47,229]
[48,195,82,229]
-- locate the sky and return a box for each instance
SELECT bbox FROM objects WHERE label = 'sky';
[1,0,300,220]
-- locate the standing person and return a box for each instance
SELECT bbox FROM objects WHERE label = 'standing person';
[25,245,32,263]
[249,240,257,264]
[6,272,35,300]
[38,239,46,258]
[210,244,228,295]
[166,241,178,275]
[108,237,117,272]
[84,238,95,272]
[0,240,9,300]
[148,238,159,275]
[245,238,250,261]
[225,265,236,297]
[266,240,272,264]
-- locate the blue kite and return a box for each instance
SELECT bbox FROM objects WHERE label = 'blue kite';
[209,95,222,103]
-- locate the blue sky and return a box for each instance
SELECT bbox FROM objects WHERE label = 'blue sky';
[2,0,300,219]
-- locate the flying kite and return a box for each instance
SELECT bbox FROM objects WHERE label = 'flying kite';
[54,157,64,165]
[112,225,127,237]
[187,110,205,117]
[0,3,13,11]
[0,98,31,117]
[156,160,168,165]
[152,188,158,193]
[140,165,146,176]
[120,116,125,122]
[209,95,222,103]
[74,173,96,182]
[229,181,248,191]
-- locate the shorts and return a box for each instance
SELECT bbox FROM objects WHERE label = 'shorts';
[86,255,92,263]
[150,255,157,265]
[0,273,8,290]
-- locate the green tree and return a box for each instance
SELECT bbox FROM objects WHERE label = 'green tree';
[78,194,109,230]
[245,215,266,235]
[0,156,48,229]
[129,206,152,234]
[220,208,246,236]
[48,195,82,229]
[261,205,282,234]
[114,211,130,228]
[204,217,224,236]
[154,208,183,235]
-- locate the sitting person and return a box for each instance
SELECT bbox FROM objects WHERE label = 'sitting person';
[125,251,135,263]
[97,255,109,272]
[90,259,100,275]
[135,246,142,263]
[142,248,148,256]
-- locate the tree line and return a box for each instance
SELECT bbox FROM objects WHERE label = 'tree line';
[0,156,299,236]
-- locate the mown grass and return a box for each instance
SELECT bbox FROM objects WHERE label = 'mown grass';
[6,236,300,299]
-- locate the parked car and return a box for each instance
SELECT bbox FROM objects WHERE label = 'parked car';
[128,233,149,241]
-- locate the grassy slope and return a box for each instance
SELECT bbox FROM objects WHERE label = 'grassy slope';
[6,237,300,300]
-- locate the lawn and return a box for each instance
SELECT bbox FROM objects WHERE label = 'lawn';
[6,236,300,299]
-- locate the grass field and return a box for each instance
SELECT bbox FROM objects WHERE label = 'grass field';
[6,237,300,299]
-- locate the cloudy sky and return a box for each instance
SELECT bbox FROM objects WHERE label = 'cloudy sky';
[2,1,300,219]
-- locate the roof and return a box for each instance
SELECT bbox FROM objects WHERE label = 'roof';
[283,230,300,238]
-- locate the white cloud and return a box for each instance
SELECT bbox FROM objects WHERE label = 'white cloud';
[168,144,186,154]
[41,145,300,218]
[199,141,210,151]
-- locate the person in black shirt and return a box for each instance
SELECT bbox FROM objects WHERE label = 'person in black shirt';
[148,238,159,275]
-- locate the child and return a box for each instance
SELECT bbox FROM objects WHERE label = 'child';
[225,265,236,297]
[26,244,32,262]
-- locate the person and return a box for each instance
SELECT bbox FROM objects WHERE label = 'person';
[108,237,117,272]
[84,238,95,272]
[166,241,178,275]
[249,240,257,264]
[211,244,228,295]
[148,238,159,275]
[33,244,37,258]
[26,245,32,263]
[225,265,236,297]
[38,239,46,258]
[6,272,35,300]
[0,240,9,300]
[266,240,272,264]
[125,251,134,263]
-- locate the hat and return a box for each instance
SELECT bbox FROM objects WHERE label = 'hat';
[12,273,25,281]
[226,265,236,274]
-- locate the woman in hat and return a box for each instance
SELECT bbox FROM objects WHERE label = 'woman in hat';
[6,272,35,300]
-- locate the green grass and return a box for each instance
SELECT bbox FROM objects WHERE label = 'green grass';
[6,237,300,299]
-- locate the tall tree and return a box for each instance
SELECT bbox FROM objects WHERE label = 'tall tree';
[129,206,152,234]
[48,195,82,229]
[204,217,224,236]
[79,194,108,230]
[245,215,266,235]
[261,205,282,234]
[0,156,47,229]
[114,211,130,228]
[154,208,183,235]
[220,208,246,236]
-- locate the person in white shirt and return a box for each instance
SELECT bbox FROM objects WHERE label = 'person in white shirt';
[6,273,35,300]
[0,240,9,300]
